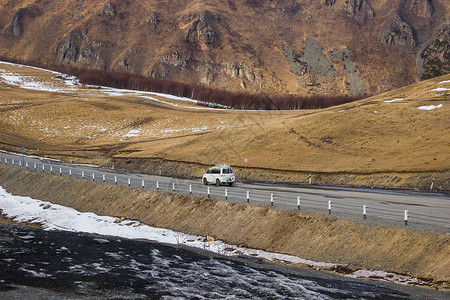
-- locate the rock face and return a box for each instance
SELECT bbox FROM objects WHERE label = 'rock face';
[421,23,450,80]
[342,0,375,25]
[55,29,83,65]
[400,0,435,19]
[0,0,447,95]
[379,14,416,50]
[185,12,219,50]
[3,8,26,37]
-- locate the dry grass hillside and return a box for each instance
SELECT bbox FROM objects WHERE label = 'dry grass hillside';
[0,62,449,190]
[0,0,448,96]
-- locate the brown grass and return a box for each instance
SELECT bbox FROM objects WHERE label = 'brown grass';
[0,62,449,190]
[0,165,449,289]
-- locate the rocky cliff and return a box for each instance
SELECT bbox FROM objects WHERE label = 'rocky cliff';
[0,0,448,96]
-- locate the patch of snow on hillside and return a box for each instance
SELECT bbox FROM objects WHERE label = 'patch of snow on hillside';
[432,87,449,92]
[438,80,450,84]
[0,69,78,93]
[384,98,403,103]
[417,104,443,110]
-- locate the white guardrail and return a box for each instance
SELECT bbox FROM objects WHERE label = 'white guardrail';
[1,156,449,230]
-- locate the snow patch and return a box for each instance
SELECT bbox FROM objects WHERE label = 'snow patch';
[0,186,336,268]
[431,87,449,92]
[438,80,450,84]
[417,104,443,111]
[384,98,403,103]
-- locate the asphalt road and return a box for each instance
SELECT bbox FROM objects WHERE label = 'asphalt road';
[1,151,449,232]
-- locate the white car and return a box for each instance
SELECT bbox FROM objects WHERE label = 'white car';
[202,165,235,186]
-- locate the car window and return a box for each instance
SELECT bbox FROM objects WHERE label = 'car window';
[222,168,233,174]
[206,169,212,174]
[211,169,220,174]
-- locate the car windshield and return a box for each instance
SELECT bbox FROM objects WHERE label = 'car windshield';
[222,168,233,174]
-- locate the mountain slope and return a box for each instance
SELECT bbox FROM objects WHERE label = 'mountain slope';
[0,0,448,96]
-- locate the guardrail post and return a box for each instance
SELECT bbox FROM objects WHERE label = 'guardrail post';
[59,168,62,176]
[42,165,45,172]
[207,186,211,198]
[225,189,228,200]
[142,180,145,189]
[271,194,274,206]
[156,181,159,190]
[81,171,84,178]
[34,163,37,170]
[19,160,21,167]
[115,176,117,185]
[69,169,72,177]
[26,162,28,169]
[247,191,250,203]
[172,182,175,192]
[50,166,53,174]
[309,174,312,185]
[297,196,301,210]
[12,159,14,166]
[404,210,408,226]
[4,158,6,164]
[92,173,95,181]
[128,178,131,187]
[103,174,105,183]
[328,200,332,214]
[189,185,192,195]
[363,205,367,219]
[430,178,435,190]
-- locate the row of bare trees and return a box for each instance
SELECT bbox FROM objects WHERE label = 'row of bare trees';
[0,56,363,110]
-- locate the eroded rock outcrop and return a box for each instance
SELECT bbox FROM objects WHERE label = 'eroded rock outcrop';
[55,29,83,64]
[400,0,435,19]
[379,14,416,51]
[185,12,219,50]
[342,0,374,25]
[421,23,450,80]
[55,29,106,68]
[3,8,26,37]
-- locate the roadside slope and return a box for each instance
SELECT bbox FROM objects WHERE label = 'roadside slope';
[0,165,448,289]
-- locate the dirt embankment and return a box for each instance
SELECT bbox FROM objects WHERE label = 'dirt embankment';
[0,165,449,289]
[109,157,450,193]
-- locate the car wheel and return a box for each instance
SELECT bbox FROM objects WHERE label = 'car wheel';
[203,178,208,185]
[216,179,220,186]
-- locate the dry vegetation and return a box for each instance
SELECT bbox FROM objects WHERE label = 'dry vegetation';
[0,62,449,190]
